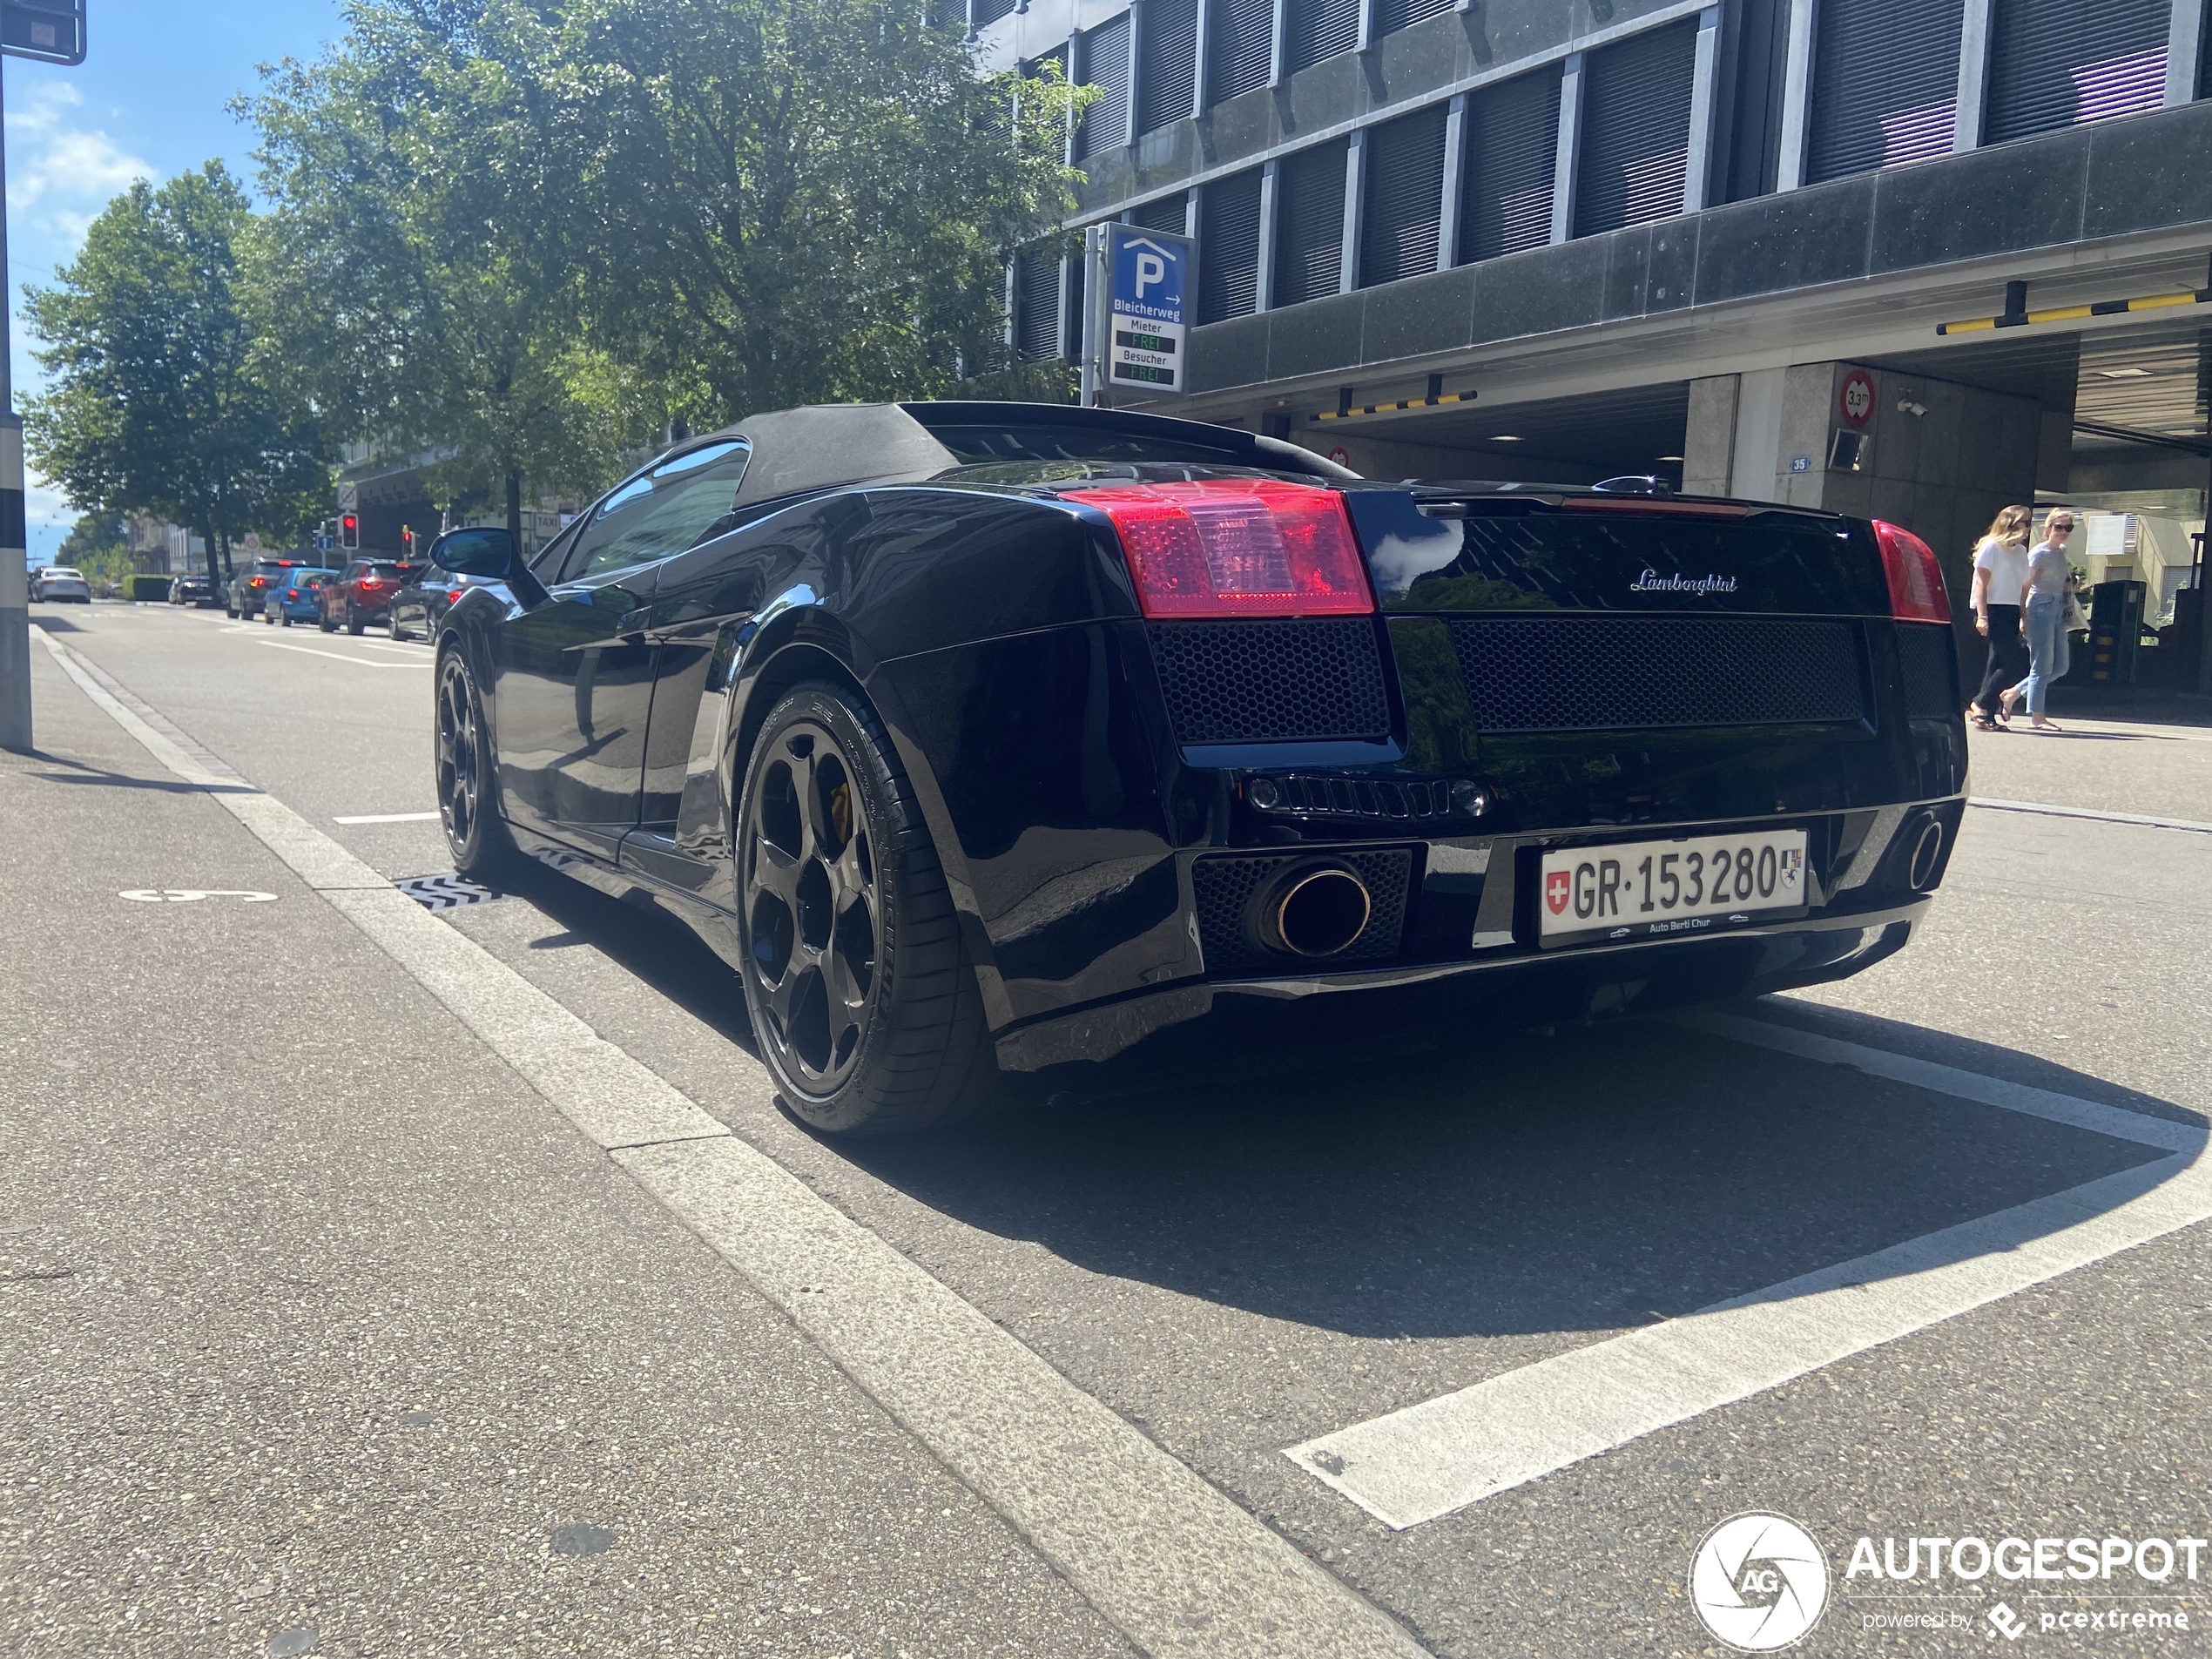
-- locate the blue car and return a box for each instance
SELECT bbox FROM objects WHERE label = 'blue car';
[260,569,340,626]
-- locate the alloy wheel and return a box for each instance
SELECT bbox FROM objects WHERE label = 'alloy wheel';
[742,720,880,1096]
[435,656,482,853]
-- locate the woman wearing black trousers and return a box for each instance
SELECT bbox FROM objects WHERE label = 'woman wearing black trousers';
[1967,504,2031,731]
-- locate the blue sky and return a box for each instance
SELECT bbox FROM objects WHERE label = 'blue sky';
[9,0,348,556]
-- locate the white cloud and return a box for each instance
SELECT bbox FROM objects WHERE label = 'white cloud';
[6,81,156,234]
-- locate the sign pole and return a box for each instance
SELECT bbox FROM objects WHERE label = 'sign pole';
[0,54,30,754]
[1078,225,1106,409]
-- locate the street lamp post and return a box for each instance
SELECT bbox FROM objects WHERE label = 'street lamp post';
[0,0,90,754]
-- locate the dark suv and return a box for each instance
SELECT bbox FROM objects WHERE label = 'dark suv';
[226,560,303,618]
[319,559,416,634]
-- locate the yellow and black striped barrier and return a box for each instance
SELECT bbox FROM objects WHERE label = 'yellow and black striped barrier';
[1313,389,1477,422]
[1937,287,2212,335]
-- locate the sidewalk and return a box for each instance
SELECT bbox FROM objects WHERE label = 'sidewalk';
[0,639,1129,1657]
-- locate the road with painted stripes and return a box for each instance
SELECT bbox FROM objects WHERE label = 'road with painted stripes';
[5,601,2210,1658]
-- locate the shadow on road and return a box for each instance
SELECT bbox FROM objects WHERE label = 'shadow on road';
[505,860,2193,1343]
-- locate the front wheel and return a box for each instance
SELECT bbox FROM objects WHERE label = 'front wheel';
[435,649,521,885]
[735,682,996,1136]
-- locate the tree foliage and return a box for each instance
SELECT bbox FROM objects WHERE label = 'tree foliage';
[23,165,331,577]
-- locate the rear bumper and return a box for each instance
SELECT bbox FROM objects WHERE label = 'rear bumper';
[995,897,1928,1075]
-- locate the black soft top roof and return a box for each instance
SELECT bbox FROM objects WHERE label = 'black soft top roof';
[705,400,1355,507]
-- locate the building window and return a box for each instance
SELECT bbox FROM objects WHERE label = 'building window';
[1806,0,1966,180]
[1015,247,1064,361]
[1984,0,2169,145]
[1285,0,1361,75]
[1459,65,1561,263]
[1076,13,1131,160]
[1199,170,1265,321]
[1274,138,1350,306]
[1575,19,1698,237]
[1374,0,1454,37]
[1137,0,1201,134]
[1211,0,1275,103]
[1130,190,1191,233]
[1361,105,1448,287]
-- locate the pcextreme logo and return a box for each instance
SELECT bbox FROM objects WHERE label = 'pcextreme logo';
[1689,1512,1831,1651]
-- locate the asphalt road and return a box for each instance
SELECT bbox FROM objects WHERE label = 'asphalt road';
[4,601,2208,1659]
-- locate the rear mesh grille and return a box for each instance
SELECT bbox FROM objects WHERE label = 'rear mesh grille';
[1266,773,1454,821]
[1150,618,1390,744]
[1445,616,1865,732]
[1893,623,1959,718]
[1192,847,1413,974]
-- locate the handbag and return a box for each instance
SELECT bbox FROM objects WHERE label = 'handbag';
[2062,588,2088,631]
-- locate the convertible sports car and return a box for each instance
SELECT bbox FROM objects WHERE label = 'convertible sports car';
[428,401,1966,1135]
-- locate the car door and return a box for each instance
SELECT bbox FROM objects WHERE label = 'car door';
[493,440,755,860]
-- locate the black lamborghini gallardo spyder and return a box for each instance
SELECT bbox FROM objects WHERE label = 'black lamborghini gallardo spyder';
[428,401,1966,1134]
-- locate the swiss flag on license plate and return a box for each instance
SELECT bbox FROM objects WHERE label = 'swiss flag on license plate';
[1545,869,1571,916]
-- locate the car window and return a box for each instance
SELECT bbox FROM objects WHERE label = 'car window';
[561,442,752,583]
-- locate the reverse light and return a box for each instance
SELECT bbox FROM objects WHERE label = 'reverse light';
[1077,479,1373,617]
[1873,520,1951,624]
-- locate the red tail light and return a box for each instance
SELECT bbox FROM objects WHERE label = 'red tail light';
[250,577,267,588]
[1873,521,1950,624]
[284,589,300,599]
[448,589,464,603]
[358,579,382,592]
[1076,479,1373,617]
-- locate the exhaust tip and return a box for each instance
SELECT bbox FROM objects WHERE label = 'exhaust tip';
[1907,819,1946,891]
[1264,866,1372,958]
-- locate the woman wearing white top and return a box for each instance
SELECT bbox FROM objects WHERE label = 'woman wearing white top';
[1967,504,2031,732]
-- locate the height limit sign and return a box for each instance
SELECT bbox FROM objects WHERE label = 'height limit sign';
[1086,223,1191,399]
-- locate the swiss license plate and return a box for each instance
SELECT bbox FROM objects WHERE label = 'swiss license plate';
[1538,829,1809,945]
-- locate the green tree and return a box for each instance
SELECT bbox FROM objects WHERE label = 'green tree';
[555,0,1092,422]
[54,513,134,591]
[247,3,644,548]
[22,165,331,583]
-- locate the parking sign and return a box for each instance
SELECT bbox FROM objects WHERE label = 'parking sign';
[1100,225,1191,395]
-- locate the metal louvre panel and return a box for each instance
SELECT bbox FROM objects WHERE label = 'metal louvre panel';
[1574,20,1698,237]
[1211,0,1275,102]
[1806,0,1966,181]
[1077,12,1131,160]
[1376,0,1455,34]
[1130,190,1191,233]
[1445,616,1867,732]
[1360,104,1448,287]
[1273,138,1350,307]
[1985,0,2170,144]
[1460,66,1562,263]
[1148,617,1390,742]
[974,0,1019,25]
[1137,0,1201,134]
[1015,249,1062,362]
[1286,0,1362,73]
[1199,168,1265,321]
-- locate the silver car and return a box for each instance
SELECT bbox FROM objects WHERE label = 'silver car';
[30,566,91,604]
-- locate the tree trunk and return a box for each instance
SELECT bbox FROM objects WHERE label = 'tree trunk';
[505,470,523,555]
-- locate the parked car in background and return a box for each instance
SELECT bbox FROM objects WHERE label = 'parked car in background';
[169,574,217,608]
[260,569,339,626]
[226,559,302,618]
[387,561,499,641]
[30,566,91,604]
[319,559,415,634]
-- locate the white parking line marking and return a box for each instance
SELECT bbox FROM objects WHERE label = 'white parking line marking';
[334,811,441,825]
[35,625,1427,1659]
[1285,1014,2209,1531]
[1969,796,2212,835]
[253,639,431,668]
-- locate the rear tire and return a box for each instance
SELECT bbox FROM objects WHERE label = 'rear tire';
[735,681,997,1136]
[318,612,335,633]
[435,648,522,886]
[389,613,408,642]
[347,605,365,637]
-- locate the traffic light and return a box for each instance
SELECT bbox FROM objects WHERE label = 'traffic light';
[341,514,359,550]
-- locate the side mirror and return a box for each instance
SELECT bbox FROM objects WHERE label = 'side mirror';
[428,527,514,577]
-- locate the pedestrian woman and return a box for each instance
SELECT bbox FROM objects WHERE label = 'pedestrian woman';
[1967,505,2031,731]
[2004,509,2075,731]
